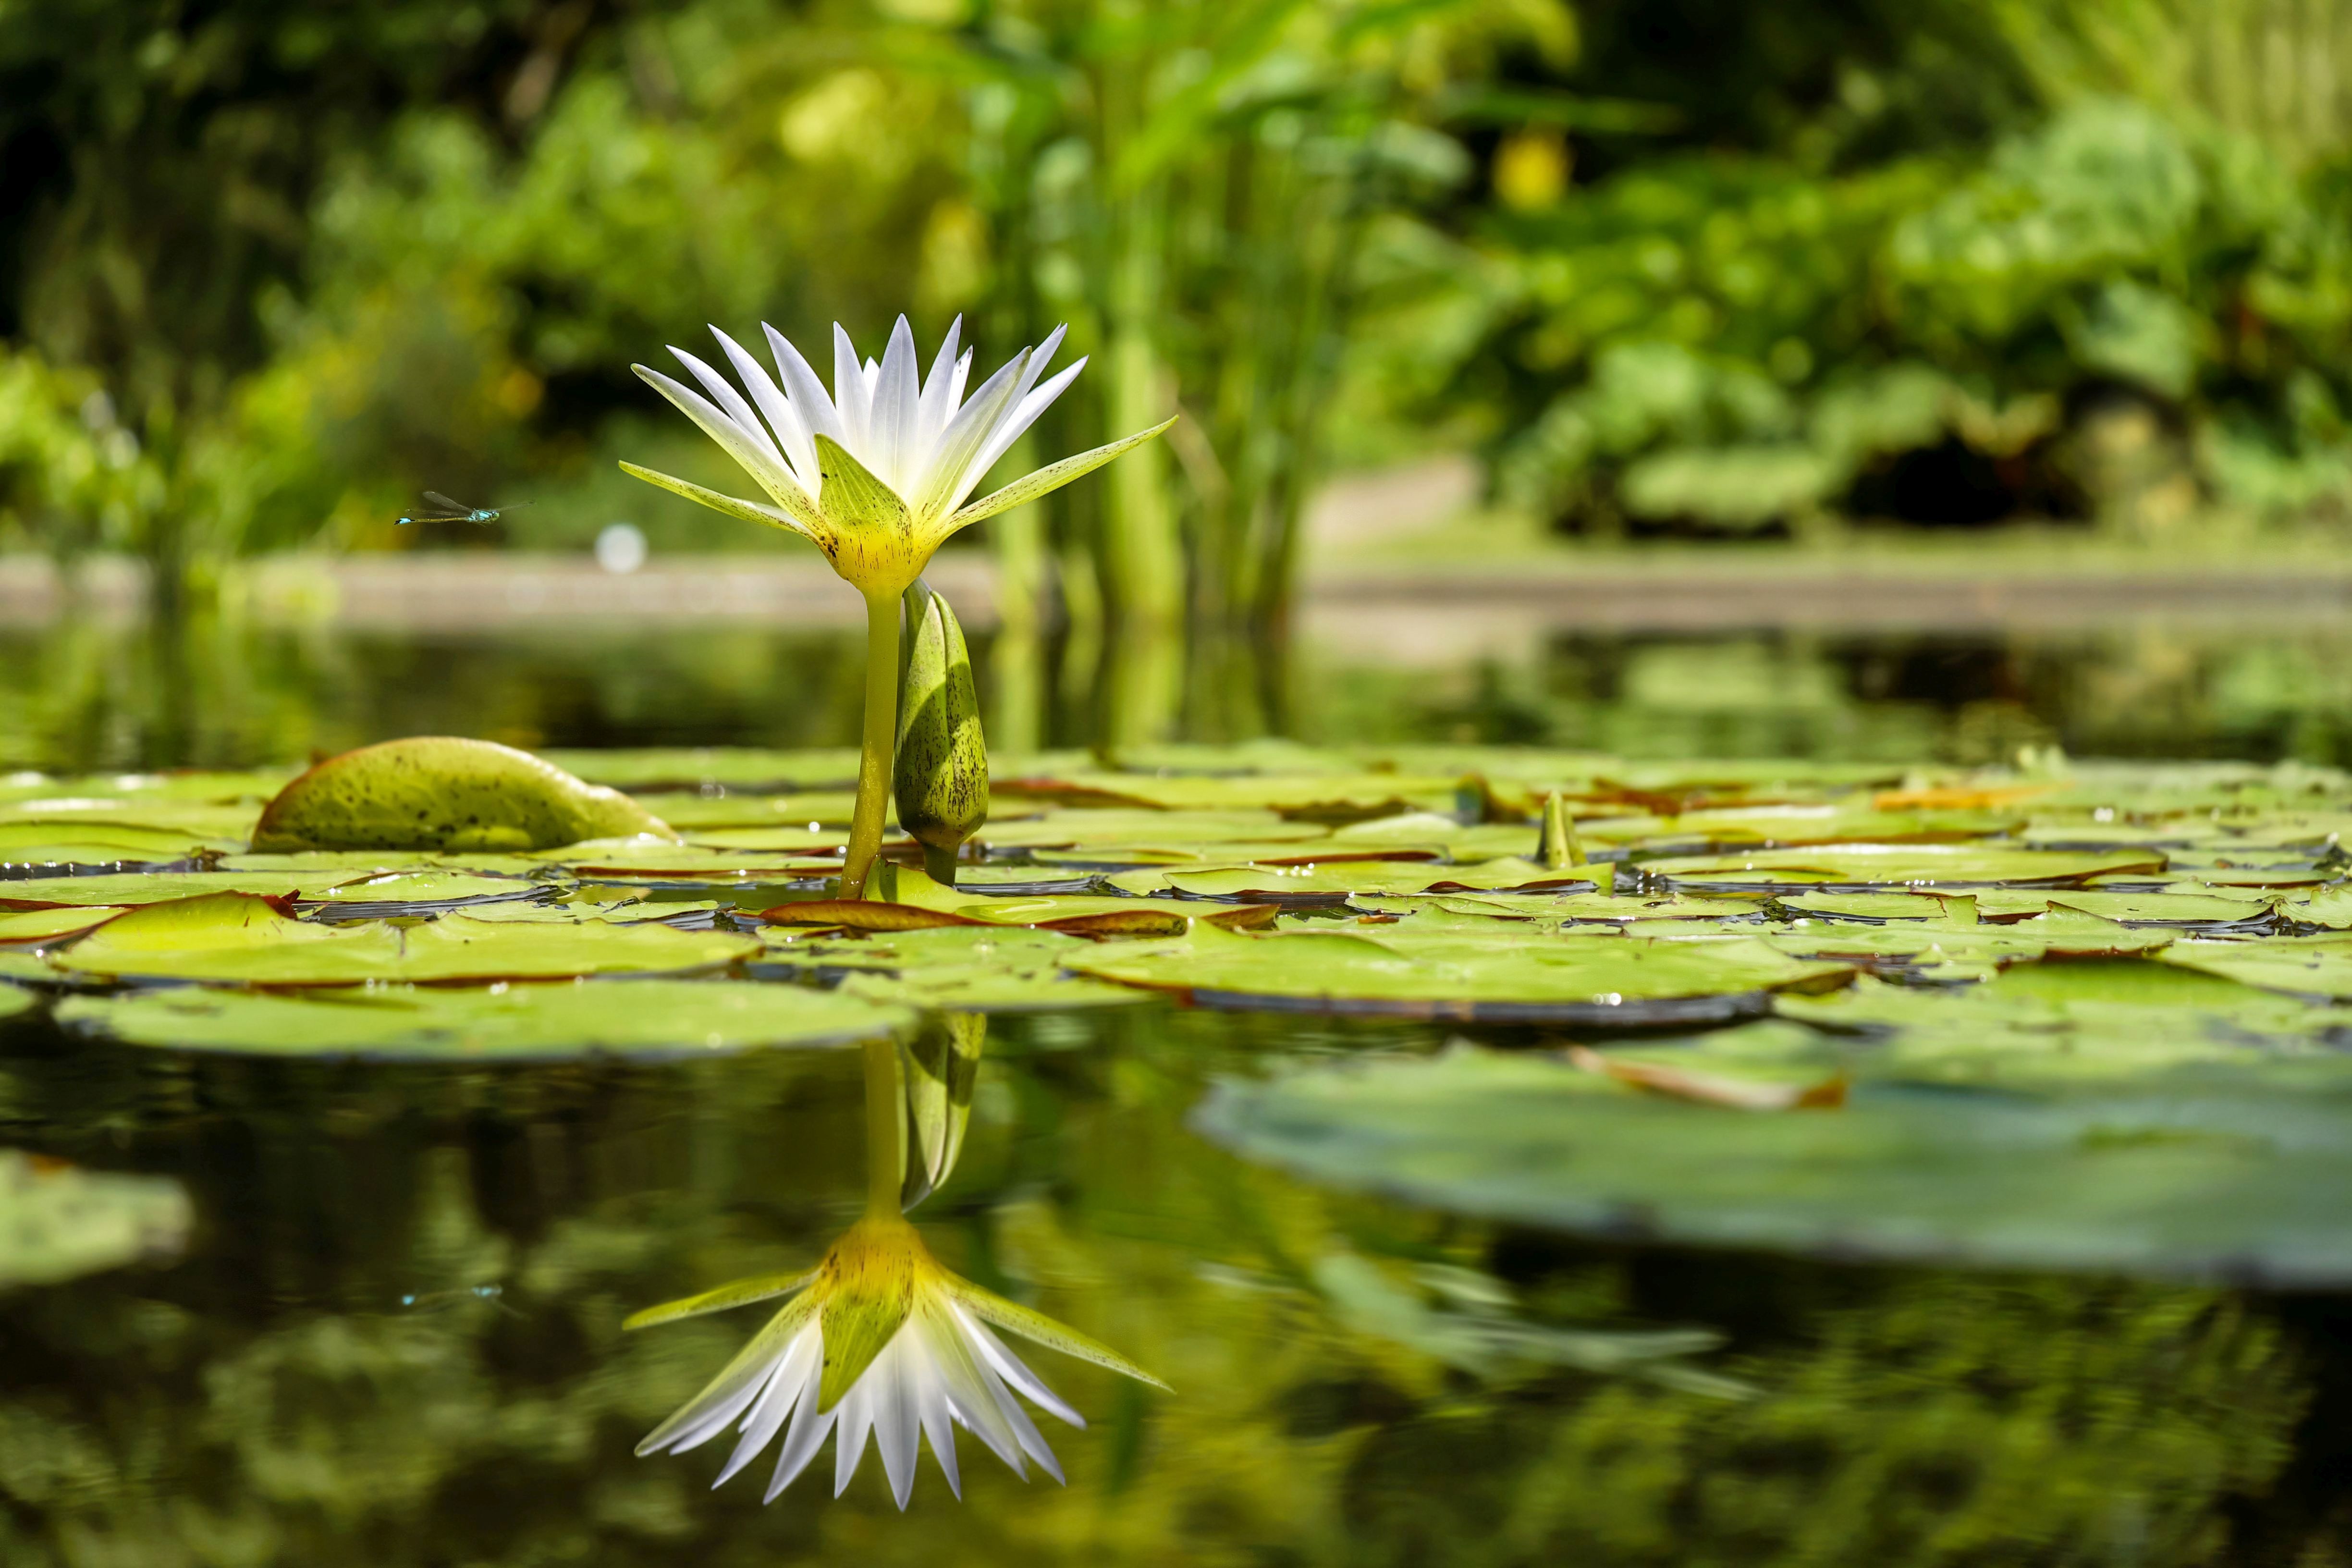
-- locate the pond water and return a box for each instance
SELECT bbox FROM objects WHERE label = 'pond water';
[4,613,2351,1565]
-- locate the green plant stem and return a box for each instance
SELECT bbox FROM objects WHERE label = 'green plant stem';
[862,1033,905,1219]
[844,590,902,899]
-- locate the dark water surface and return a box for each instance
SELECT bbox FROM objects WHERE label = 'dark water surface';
[4,613,2351,1564]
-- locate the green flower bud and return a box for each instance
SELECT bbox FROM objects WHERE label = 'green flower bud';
[900,1011,985,1212]
[1539,790,1586,870]
[893,578,989,885]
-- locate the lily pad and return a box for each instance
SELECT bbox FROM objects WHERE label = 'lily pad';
[0,1150,192,1288]
[59,979,909,1059]
[1115,859,1597,901]
[761,926,1150,1011]
[1066,923,1851,1022]
[1645,844,2168,892]
[47,893,760,985]
[1192,1043,2352,1284]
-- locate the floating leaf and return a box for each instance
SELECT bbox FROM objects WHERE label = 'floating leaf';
[1645,844,2167,891]
[59,979,908,1059]
[1193,1043,2352,1283]
[1067,923,1850,1022]
[48,893,759,985]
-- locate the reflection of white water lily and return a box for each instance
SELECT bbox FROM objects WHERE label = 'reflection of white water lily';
[625,316,1172,599]
[630,1214,1166,1509]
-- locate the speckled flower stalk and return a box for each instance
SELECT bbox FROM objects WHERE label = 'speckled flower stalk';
[625,1036,1166,1509]
[623,317,1171,896]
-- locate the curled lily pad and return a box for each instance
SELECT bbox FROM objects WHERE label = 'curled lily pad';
[47,893,760,985]
[58,979,909,1059]
[253,737,678,852]
[1192,1043,2352,1284]
[0,1150,191,1288]
[1066,922,1851,1022]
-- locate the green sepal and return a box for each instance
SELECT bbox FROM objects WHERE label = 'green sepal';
[633,1291,821,1456]
[622,1267,818,1332]
[943,416,1177,535]
[815,434,913,533]
[618,461,821,542]
[948,1278,1173,1391]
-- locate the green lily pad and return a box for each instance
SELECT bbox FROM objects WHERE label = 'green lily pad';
[0,821,238,865]
[1115,858,1597,900]
[993,770,1462,821]
[629,790,866,831]
[1645,844,2168,891]
[761,926,1150,1011]
[0,1150,191,1288]
[58,979,908,1059]
[1066,923,1851,1022]
[0,906,131,944]
[975,808,1326,853]
[2157,936,2352,1000]
[1192,1043,2352,1283]
[537,747,862,791]
[47,893,760,985]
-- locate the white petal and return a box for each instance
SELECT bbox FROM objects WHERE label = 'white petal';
[668,347,790,474]
[832,1359,879,1497]
[763,324,847,448]
[957,1303,1084,1428]
[928,1309,1029,1477]
[955,357,1088,512]
[764,1346,837,1502]
[871,1336,921,1509]
[910,348,1031,515]
[910,1321,964,1500]
[969,1343,1065,1483]
[714,1329,818,1486]
[915,317,965,455]
[634,364,805,510]
[833,325,873,454]
[869,316,922,495]
[711,327,819,490]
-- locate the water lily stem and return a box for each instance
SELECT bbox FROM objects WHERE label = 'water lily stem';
[863,1033,905,1217]
[844,590,903,899]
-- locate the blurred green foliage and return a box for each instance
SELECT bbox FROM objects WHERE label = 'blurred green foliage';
[1440,0,2352,538]
[5,0,2352,597]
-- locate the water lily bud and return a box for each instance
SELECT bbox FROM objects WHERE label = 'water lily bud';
[894,579,989,885]
[1539,790,1586,870]
[900,1011,985,1212]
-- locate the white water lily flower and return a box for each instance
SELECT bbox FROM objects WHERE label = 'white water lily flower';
[624,316,1173,599]
[629,1214,1167,1509]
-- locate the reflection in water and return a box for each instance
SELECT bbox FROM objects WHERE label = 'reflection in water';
[0,1005,2336,1558]
[12,610,2352,770]
[629,1029,1166,1508]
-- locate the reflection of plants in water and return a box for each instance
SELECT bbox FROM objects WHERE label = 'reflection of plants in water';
[627,1026,1166,1509]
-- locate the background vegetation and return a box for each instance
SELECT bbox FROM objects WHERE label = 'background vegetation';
[5,0,2352,664]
